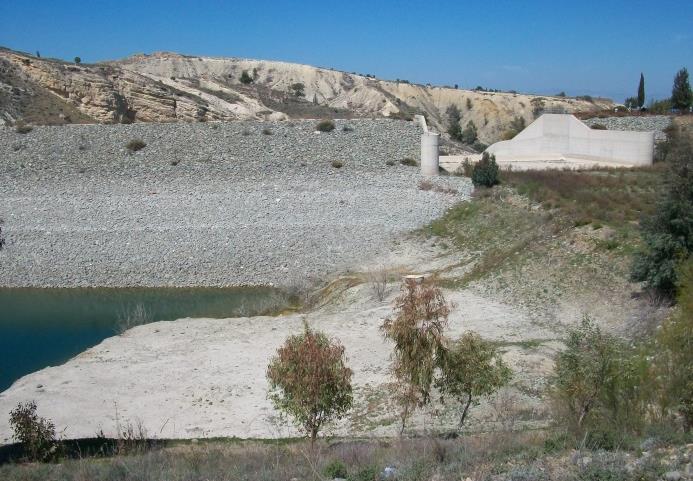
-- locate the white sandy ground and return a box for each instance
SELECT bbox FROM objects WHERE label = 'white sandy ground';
[0,241,562,444]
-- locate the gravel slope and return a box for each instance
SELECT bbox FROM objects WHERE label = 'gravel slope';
[0,120,471,287]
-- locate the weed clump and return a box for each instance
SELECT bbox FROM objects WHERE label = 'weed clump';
[400,158,417,167]
[15,121,33,134]
[316,119,336,132]
[331,160,344,168]
[126,139,146,152]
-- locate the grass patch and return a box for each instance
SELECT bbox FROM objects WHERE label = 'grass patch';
[501,167,663,228]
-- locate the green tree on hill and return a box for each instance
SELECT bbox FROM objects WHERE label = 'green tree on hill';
[637,73,645,108]
[672,68,692,111]
[446,104,462,141]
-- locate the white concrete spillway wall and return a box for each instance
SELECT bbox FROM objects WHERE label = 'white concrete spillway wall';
[486,114,655,166]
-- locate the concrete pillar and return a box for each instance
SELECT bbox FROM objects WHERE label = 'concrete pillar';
[421,132,439,176]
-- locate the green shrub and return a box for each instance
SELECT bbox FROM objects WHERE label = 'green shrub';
[461,121,478,144]
[435,331,511,430]
[471,152,499,187]
[289,82,305,97]
[239,70,253,84]
[316,119,336,132]
[126,139,146,152]
[9,401,57,462]
[324,459,348,479]
[631,124,693,296]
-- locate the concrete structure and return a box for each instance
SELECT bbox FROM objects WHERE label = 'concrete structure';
[486,114,654,167]
[416,114,440,176]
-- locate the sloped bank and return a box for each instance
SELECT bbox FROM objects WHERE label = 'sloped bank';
[0,119,471,287]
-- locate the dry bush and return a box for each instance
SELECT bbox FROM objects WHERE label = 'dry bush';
[316,119,336,132]
[418,179,434,191]
[366,266,389,301]
[116,303,151,334]
[126,138,146,152]
[14,121,33,134]
[9,401,57,462]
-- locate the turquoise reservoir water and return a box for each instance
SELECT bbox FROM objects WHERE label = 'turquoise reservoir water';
[0,287,287,392]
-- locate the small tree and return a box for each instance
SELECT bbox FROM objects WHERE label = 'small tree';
[471,152,499,188]
[289,82,305,98]
[435,332,511,429]
[551,317,620,431]
[239,70,253,85]
[637,73,645,108]
[381,278,451,435]
[446,105,462,141]
[672,67,692,111]
[266,322,353,448]
[9,401,57,461]
[74,56,81,65]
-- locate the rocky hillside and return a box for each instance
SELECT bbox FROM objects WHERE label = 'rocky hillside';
[0,47,614,142]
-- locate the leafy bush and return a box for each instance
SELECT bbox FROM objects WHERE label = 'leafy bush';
[435,331,511,429]
[380,278,451,434]
[239,70,253,84]
[289,82,305,98]
[9,401,57,462]
[631,124,693,296]
[324,459,348,479]
[471,152,499,188]
[549,317,648,434]
[400,158,417,167]
[126,139,146,152]
[461,121,478,144]
[266,322,353,447]
[316,119,336,132]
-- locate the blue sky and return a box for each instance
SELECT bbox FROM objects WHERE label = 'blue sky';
[1,0,691,102]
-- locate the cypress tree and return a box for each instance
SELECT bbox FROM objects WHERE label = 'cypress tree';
[672,68,692,111]
[637,73,645,108]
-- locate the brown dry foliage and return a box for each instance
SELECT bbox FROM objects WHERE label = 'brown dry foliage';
[381,278,452,434]
[266,322,353,447]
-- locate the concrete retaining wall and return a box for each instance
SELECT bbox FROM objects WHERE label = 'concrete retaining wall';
[487,114,654,166]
